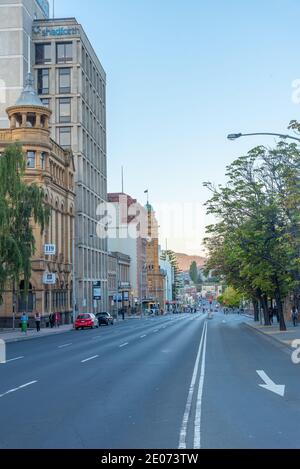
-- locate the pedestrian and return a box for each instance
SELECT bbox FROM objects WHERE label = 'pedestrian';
[49,313,55,328]
[54,312,60,328]
[35,312,41,332]
[291,306,298,327]
[20,312,28,334]
[268,307,273,325]
[121,308,125,321]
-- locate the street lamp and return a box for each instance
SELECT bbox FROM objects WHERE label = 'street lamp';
[227,132,300,143]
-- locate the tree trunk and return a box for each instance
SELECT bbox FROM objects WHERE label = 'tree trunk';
[274,286,286,331]
[260,295,270,325]
[252,298,259,322]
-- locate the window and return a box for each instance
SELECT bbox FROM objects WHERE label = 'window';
[59,127,71,148]
[41,98,50,108]
[27,151,36,168]
[59,98,71,123]
[56,42,73,64]
[40,152,47,169]
[35,43,51,64]
[37,69,49,94]
[59,68,71,93]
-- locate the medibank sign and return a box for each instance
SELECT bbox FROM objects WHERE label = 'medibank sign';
[33,26,80,37]
[36,0,50,18]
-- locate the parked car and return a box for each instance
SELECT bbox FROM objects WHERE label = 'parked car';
[96,312,114,326]
[75,313,99,330]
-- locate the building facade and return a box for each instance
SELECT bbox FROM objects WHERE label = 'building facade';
[145,203,165,311]
[32,17,108,313]
[107,193,147,309]
[0,0,49,127]
[0,73,75,327]
[108,252,131,316]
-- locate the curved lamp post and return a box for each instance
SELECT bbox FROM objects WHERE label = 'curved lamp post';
[227,132,300,143]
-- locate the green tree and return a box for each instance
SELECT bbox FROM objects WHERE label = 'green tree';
[189,261,198,284]
[0,144,50,304]
[204,141,300,331]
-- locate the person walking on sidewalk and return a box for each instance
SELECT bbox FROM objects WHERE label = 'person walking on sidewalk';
[35,312,41,332]
[291,306,298,327]
[20,312,28,334]
[49,313,55,328]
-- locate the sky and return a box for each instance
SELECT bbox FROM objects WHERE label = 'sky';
[55,0,300,255]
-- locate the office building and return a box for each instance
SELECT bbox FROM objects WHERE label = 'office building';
[32,17,108,313]
[0,0,49,127]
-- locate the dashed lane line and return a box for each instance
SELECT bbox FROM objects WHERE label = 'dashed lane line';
[81,355,99,363]
[0,381,37,399]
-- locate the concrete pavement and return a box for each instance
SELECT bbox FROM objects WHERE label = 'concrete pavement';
[245,318,300,349]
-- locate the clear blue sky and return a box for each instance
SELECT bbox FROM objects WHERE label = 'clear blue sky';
[56,0,300,254]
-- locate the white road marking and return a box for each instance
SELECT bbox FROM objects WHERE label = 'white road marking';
[194,322,208,449]
[0,380,37,399]
[153,329,159,333]
[1,356,24,364]
[256,370,285,397]
[81,355,99,363]
[58,343,72,349]
[119,343,129,348]
[178,320,207,449]
[140,335,147,338]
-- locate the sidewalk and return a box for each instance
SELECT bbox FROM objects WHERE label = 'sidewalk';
[245,318,300,349]
[0,324,74,344]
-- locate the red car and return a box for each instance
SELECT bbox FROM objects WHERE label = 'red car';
[75,313,99,330]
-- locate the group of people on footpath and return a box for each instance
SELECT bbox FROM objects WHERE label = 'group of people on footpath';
[19,312,61,333]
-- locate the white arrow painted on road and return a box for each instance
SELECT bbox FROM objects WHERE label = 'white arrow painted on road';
[256,370,285,397]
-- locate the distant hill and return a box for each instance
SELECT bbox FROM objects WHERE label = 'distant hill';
[175,253,206,272]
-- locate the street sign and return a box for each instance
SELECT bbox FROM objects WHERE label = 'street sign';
[43,272,56,285]
[44,244,56,256]
[93,281,101,300]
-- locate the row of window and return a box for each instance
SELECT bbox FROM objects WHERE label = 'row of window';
[26,151,46,169]
[36,42,73,65]
[38,67,71,95]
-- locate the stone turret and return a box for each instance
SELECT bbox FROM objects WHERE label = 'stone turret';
[6,72,51,132]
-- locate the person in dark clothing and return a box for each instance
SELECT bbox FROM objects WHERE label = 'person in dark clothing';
[268,307,274,325]
[291,306,298,327]
[49,313,55,328]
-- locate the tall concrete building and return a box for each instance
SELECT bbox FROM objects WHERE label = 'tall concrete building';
[32,17,108,313]
[0,0,49,127]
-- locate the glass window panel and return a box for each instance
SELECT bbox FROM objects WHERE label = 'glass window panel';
[27,151,36,168]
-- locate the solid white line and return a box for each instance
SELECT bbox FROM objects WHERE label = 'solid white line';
[194,322,208,449]
[1,356,24,364]
[58,343,72,349]
[153,329,159,333]
[0,380,37,399]
[119,343,129,348]
[140,335,147,338]
[81,355,99,363]
[178,320,207,449]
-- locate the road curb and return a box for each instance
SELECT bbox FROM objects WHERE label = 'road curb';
[0,328,74,344]
[244,321,294,353]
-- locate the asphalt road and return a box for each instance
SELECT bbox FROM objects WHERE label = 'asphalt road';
[0,312,299,449]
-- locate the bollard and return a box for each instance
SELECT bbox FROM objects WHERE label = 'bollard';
[0,339,6,364]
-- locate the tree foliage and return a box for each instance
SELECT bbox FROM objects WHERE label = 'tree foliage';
[203,141,300,331]
[189,261,198,284]
[0,144,50,304]
[218,287,242,308]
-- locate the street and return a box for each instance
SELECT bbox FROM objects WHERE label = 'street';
[0,312,299,449]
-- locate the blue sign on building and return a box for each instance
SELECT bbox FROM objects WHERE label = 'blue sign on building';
[36,0,50,18]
